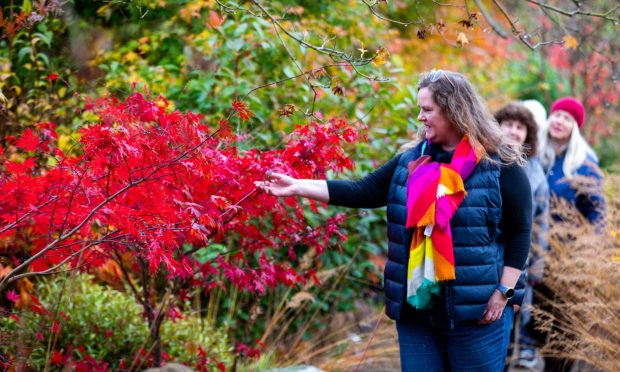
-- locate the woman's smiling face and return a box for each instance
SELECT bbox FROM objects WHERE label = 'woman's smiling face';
[548,110,576,144]
[417,87,460,150]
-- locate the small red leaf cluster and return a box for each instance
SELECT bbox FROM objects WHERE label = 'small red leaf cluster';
[0,92,361,293]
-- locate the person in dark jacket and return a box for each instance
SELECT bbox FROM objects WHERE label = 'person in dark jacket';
[256,70,532,371]
[538,97,605,225]
[495,103,550,369]
[536,97,606,371]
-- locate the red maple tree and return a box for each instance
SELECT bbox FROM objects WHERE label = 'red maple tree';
[0,91,361,367]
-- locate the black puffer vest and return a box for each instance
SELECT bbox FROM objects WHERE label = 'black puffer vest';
[384,143,525,326]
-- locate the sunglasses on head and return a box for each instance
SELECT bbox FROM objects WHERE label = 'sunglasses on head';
[428,69,456,90]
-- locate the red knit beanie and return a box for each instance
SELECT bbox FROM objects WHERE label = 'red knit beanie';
[550,97,585,128]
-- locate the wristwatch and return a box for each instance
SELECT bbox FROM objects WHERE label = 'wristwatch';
[496,283,515,300]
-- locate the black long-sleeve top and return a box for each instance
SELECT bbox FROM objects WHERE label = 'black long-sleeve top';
[327,144,532,270]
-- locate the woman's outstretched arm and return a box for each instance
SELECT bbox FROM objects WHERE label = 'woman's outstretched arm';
[255,172,329,202]
[256,153,402,208]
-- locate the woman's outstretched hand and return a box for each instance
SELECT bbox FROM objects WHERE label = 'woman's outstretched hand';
[255,172,299,197]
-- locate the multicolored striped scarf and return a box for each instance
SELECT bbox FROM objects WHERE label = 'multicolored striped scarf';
[406,137,483,309]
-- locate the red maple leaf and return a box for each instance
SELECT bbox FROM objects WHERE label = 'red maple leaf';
[51,351,64,365]
[47,72,59,83]
[5,289,19,303]
[218,119,234,140]
[232,100,253,121]
[15,128,40,152]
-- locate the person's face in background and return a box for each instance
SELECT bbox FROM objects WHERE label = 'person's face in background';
[548,110,575,144]
[417,87,461,150]
[500,120,527,145]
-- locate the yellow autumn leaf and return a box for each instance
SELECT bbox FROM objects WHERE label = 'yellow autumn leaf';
[456,32,469,47]
[22,0,32,14]
[372,47,390,67]
[96,2,113,16]
[58,134,79,153]
[9,153,24,163]
[563,35,578,50]
[57,86,67,98]
[122,51,139,63]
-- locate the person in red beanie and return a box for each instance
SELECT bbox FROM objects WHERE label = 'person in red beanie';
[538,96,605,225]
[537,98,606,372]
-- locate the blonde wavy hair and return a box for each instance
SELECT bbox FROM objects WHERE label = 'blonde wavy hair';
[539,114,595,178]
[401,70,524,165]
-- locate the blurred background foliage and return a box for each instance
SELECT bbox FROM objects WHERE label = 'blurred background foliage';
[1,0,619,369]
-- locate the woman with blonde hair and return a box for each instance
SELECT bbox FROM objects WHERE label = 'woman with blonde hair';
[538,97,605,224]
[257,70,532,371]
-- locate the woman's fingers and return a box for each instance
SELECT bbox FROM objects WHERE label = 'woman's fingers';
[254,172,297,197]
[266,172,290,184]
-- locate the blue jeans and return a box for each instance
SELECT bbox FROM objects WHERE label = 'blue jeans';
[396,306,514,372]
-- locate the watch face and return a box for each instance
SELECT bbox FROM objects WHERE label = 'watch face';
[505,288,515,298]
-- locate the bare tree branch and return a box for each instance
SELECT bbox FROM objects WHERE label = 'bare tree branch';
[526,0,620,22]
[360,0,423,26]
[249,0,373,66]
[490,0,564,51]
[0,196,59,235]
[474,0,508,38]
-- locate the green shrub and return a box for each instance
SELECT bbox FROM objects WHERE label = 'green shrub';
[0,273,232,370]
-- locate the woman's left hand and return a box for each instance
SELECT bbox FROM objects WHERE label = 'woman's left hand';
[478,290,508,325]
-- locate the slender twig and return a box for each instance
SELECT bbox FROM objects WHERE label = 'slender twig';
[474,0,508,38]
[250,0,372,65]
[490,0,565,51]
[0,196,59,234]
[526,0,620,22]
[270,15,321,115]
[361,0,422,26]
[354,309,385,372]
[239,63,355,103]
[7,238,108,282]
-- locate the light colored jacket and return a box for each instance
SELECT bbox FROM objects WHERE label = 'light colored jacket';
[525,157,549,282]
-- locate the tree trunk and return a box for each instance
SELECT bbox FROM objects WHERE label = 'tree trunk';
[149,316,163,367]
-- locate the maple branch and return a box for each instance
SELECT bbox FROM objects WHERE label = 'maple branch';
[474,0,508,38]
[526,0,620,22]
[57,158,92,240]
[112,248,151,312]
[491,0,520,35]
[240,64,351,103]
[0,165,172,291]
[249,0,372,65]
[48,163,66,242]
[361,0,423,26]
[0,196,59,234]
[431,0,467,7]
[215,0,260,17]
[490,0,563,51]
[270,17,322,116]
[6,238,109,282]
